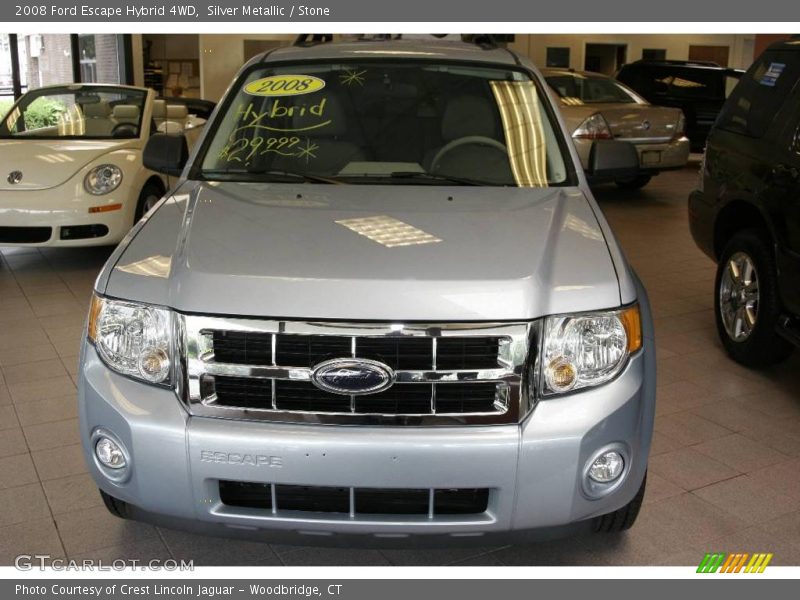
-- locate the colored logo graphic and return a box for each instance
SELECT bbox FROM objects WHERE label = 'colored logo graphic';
[697,552,773,573]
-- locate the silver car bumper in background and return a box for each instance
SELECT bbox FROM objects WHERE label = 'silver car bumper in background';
[78,328,655,542]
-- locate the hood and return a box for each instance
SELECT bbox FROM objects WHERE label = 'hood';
[104,182,622,321]
[0,138,138,191]
[560,103,682,140]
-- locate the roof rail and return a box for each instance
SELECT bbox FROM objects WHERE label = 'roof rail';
[355,34,402,41]
[461,34,499,49]
[292,33,507,50]
[633,58,722,68]
[293,34,333,47]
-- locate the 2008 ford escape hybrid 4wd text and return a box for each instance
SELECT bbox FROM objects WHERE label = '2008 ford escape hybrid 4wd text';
[78,38,656,544]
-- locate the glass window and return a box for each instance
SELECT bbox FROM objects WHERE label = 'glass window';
[17,34,74,92]
[717,50,800,139]
[642,49,666,61]
[655,67,724,99]
[200,62,570,187]
[546,72,639,104]
[0,34,14,117]
[546,47,570,68]
[0,85,146,139]
[79,34,122,84]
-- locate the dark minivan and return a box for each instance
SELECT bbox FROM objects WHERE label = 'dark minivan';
[617,59,743,151]
[689,40,800,367]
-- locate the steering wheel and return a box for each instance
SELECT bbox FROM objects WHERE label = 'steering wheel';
[431,136,508,172]
[111,123,139,138]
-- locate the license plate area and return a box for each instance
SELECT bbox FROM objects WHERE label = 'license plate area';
[641,150,662,166]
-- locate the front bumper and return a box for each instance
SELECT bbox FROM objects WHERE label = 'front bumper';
[78,329,655,543]
[0,184,136,247]
[575,136,691,175]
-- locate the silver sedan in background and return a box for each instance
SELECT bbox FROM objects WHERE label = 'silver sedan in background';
[543,68,690,189]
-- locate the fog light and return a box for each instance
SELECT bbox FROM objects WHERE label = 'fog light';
[95,437,126,469]
[588,451,624,483]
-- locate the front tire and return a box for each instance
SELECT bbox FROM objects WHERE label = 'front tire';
[594,472,646,533]
[134,182,164,222]
[99,489,131,519]
[715,229,793,367]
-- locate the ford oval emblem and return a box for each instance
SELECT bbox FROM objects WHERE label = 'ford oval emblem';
[311,358,394,396]
[7,170,22,185]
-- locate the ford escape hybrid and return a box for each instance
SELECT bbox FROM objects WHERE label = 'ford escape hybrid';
[79,39,656,543]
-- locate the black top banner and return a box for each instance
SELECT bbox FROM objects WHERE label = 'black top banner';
[5,0,800,22]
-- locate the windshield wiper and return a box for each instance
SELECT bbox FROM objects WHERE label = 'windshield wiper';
[388,171,497,186]
[257,169,346,184]
[201,169,344,184]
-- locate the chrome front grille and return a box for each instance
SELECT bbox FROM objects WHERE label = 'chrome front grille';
[181,317,534,425]
[211,330,503,371]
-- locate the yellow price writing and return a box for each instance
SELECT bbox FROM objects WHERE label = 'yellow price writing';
[220,136,303,163]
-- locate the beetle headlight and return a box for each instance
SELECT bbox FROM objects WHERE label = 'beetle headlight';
[84,164,123,195]
[540,304,641,396]
[88,295,173,385]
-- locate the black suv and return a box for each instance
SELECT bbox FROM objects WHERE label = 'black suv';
[689,41,800,367]
[617,59,743,151]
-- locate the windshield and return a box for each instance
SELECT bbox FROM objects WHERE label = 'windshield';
[0,86,147,139]
[200,62,570,186]
[546,73,639,105]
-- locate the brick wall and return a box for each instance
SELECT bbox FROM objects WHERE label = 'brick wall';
[92,35,121,83]
[24,35,74,88]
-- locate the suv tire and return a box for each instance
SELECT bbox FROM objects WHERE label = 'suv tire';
[100,489,132,519]
[715,229,793,367]
[594,472,646,533]
[615,175,652,190]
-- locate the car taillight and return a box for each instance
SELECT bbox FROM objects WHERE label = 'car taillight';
[673,113,687,140]
[696,152,706,193]
[572,113,614,140]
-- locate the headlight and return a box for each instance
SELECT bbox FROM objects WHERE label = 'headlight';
[88,295,173,385]
[84,164,123,195]
[540,304,642,396]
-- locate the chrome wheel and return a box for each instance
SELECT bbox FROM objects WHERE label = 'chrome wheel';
[719,251,760,342]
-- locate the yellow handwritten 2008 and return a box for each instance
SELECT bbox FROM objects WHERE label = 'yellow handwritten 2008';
[244,75,326,97]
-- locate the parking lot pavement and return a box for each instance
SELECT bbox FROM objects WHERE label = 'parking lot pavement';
[2,161,799,566]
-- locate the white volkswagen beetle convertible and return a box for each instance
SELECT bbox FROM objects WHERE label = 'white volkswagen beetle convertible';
[0,84,205,247]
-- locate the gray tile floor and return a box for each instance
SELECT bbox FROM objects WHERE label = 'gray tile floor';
[1,160,799,566]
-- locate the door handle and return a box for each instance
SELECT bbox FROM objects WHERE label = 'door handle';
[772,163,799,181]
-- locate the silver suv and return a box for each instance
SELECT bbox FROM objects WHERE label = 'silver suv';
[79,39,655,544]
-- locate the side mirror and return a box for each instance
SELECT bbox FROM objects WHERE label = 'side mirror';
[143,133,189,177]
[588,140,639,182]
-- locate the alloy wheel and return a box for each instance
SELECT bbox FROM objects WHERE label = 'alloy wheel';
[719,251,760,342]
[143,194,160,213]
